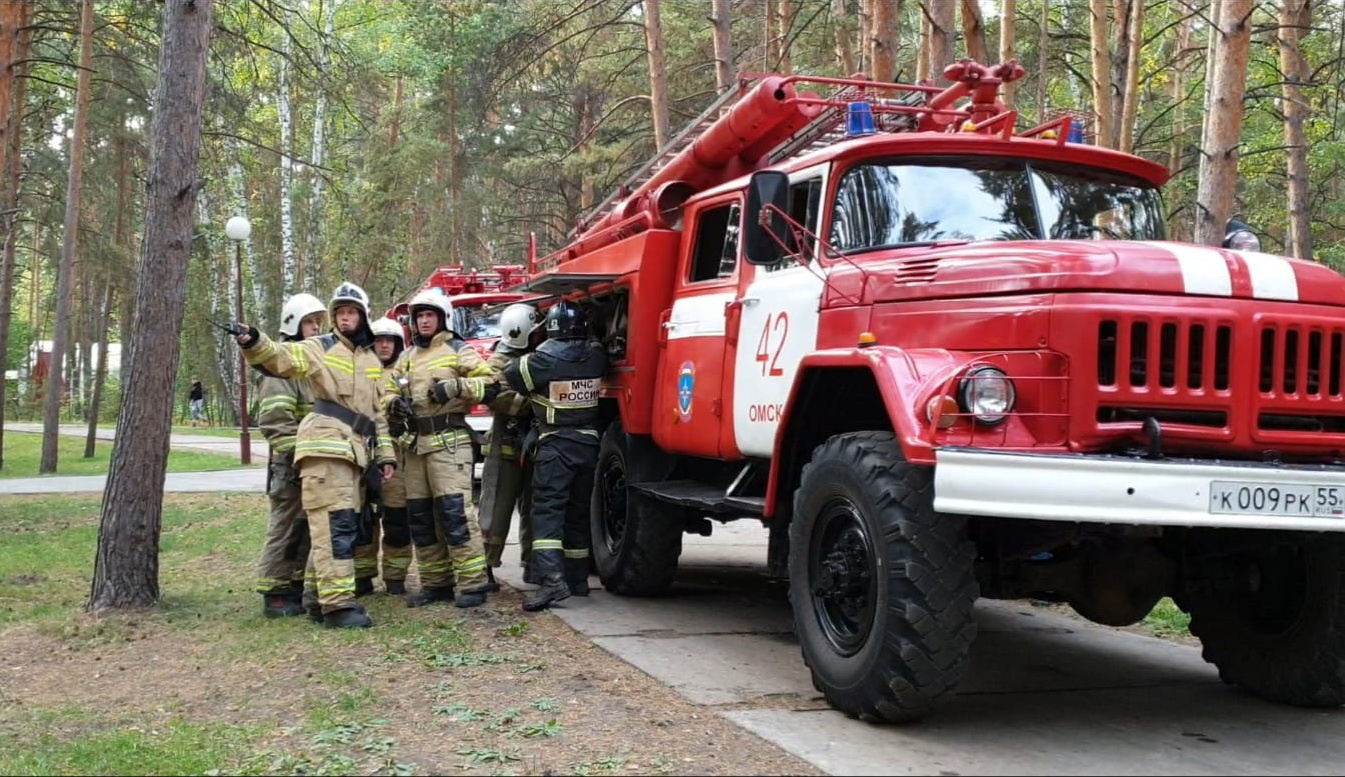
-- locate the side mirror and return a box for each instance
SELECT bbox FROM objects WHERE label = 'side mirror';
[744,170,790,265]
[1223,218,1261,252]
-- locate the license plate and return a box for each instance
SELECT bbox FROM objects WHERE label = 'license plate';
[1209,481,1345,517]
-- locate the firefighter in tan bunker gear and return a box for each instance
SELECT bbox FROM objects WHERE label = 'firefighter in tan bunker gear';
[382,288,497,609]
[479,303,544,583]
[353,317,414,596]
[236,282,396,629]
[254,293,326,618]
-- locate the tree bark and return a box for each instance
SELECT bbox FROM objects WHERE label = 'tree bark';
[960,0,987,63]
[776,0,794,73]
[90,0,215,612]
[1035,0,1048,121]
[999,0,1017,108]
[41,0,94,473]
[916,5,930,82]
[306,0,337,290]
[1088,0,1113,149]
[83,283,111,458]
[710,0,736,92]
[867,0,899,83]
[644,0,670,151]
[923,0,955,83]
[0,0,32,469]
[277,6,296,294]
[1280,0,1312,259]
[1117,0,1143,153]
[1194,0,1252,246]
[832,0,856,75]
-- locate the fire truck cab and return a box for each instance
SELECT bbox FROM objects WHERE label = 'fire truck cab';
[519,61,1345,723]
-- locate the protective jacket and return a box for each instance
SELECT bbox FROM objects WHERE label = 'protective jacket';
[245,330,394,468]
[256,375,313,459]
[504,338,607,439]
[381,331,496,456]
[484,346,532,460]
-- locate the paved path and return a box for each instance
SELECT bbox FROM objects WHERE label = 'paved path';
[0,423,265,494]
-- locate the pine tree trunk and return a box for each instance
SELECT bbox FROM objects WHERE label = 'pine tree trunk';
[1036,0,1049,121]
[84,283,112,458]
[776,0,794,73]
[923,0,955,83]
[0,0,32,468]
[833,0,856,75]
[1280,0,1312,259]
[999,0,1017,108]
[40,0,94,474]
[916,6,930,82]
[89,0,215,612]
[644,0,670,150]
[1116,0,1143,153]
[867,0,899,83]
[1088,0,1113,149]
[960,0,987,63]
[710,0,736,92]
[306,0,337,290]
[1194,0,1253,246]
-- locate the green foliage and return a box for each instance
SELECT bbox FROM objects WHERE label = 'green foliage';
[1140,597,1192,640]
[0,430,249,479]
[1,719,262,776]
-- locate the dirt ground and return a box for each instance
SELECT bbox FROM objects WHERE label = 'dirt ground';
[0,581,823,776]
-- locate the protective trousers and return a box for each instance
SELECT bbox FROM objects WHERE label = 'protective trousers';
[479,450,531,568]
[256,458,310,593]
[528,434,598,588]
[353,464,412,584]
[298,456,363,613]
[404,442,489,592]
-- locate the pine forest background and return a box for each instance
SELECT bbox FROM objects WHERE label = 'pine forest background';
[0,0,1340,432]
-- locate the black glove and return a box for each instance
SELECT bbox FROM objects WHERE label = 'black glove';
[429,378,460,404]
[388,396,413,421]
[481,382,501,405]
[389,418,406,438]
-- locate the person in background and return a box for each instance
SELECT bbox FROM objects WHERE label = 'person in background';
[354,317,414,596]
[253,293,326,618]
[188,377,205,427]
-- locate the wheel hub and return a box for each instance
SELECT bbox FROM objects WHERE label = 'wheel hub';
[810,500,877,656]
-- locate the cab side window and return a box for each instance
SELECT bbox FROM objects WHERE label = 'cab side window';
[688,202,741,282]
[767,177,823,272]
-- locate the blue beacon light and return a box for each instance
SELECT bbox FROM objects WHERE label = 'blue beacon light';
[845,101,877,137]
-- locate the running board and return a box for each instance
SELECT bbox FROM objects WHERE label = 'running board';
[630,480,765,517]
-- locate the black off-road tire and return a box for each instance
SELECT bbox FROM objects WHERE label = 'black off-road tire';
[1180,534,1345,707]
[591,421,683,595]
[790,431,978,723]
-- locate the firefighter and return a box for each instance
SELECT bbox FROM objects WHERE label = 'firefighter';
[353,317,414,596]
[381,288,496,609]
[504,300,608,611]
[234,281,396,629]
[253,292,325,618]
[479,303,544,587]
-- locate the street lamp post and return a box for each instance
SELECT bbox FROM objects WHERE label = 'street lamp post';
[225,215,252,465]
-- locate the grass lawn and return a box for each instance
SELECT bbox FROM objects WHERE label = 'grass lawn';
[0,492,817,777]
[0,431,248,479]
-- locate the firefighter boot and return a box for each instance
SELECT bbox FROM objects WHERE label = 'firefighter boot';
[483,567,501,593]
[384,579,407,596]
[354,577,375,597]
[455,589,488,609]
[405,585,455,608]
[323,603,373,629]
[522,575,571,612]
[302,587,323,624]
[262,590,305,618]
[565,559,590,597]
[523,563,540,586]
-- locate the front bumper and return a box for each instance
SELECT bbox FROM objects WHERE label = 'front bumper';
[934,447,1345,532]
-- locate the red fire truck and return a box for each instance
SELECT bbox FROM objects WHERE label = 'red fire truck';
[517,59,1345,723]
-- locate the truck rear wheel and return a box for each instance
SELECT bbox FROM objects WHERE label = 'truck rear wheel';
[591,421,682,595]
[790,431,977,723]
[1180,534,1345,706]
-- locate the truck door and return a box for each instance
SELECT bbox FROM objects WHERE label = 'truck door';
[731,166,829,458]
[653,197,743,458]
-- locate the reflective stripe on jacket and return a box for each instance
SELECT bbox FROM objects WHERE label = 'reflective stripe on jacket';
[381,331,498,456]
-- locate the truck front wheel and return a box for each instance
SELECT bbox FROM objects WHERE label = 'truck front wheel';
[1180,534,1345,707]
[790,431,977,723]
[590,421,683,595]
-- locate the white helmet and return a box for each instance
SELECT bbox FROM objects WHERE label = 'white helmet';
[330,281,371,319]
[498,303,540,351]
[279,293,327,338]
[408,288,453,334]
[370,316,404,340]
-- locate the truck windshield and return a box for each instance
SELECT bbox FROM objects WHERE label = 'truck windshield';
[454,306,502,340]
[828,157,1166,254]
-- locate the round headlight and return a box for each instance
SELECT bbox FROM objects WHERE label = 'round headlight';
[958,365,1016,425]
[1224,229,1261,252]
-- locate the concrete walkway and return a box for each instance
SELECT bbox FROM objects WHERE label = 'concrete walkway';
[0,423,265,494]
